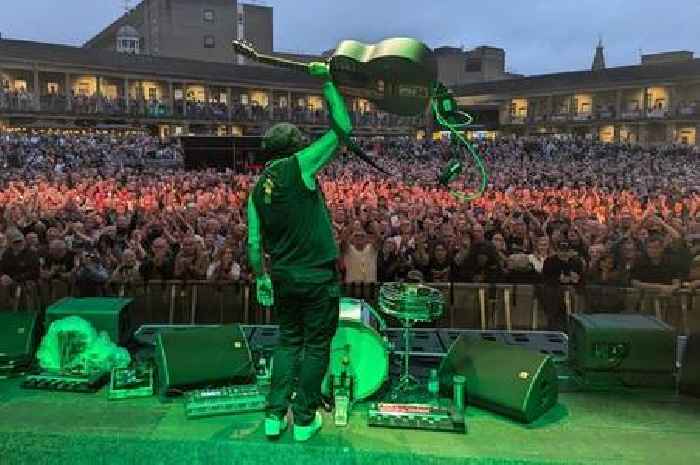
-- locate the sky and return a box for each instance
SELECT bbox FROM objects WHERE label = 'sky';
[0,0,698,76]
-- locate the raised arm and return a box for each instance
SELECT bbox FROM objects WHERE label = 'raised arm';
[246,194,264,277]
[297,63,352,190]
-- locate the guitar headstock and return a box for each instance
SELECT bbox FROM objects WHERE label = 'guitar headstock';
[232,40,259,60]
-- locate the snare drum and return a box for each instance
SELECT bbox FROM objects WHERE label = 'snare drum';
[322,319,389,401]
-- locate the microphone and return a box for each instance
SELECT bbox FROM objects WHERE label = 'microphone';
[438,158,463,186]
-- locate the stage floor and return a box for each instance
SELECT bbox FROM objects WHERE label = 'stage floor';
[0,378,699,465]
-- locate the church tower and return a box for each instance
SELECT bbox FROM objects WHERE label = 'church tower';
[592,38,606,71]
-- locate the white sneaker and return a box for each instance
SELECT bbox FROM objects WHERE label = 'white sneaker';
[293,411,323,442]
[265,415,288,437]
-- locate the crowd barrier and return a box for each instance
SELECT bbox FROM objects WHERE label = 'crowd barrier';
[0,280,695,335]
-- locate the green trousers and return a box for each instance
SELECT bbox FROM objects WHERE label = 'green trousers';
[267,277,340,426]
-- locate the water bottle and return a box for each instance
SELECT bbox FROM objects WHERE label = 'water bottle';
[428,368,439,400]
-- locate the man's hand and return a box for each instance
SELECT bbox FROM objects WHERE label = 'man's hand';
[256,273,274,307]
[0,275,14,287]
[308,62,331,80]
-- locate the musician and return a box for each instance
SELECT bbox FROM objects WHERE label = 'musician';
[247,62,352,442]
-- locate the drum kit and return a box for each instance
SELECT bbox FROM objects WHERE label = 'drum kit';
[323,283,449,427]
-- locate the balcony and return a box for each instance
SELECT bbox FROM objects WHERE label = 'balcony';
[678,105,700,118]
[572,112,593,122]
[596,109,616,120]
[621,110,642,120]
[550,113,570,122]
[646,108,669,119]
[1,89,420,130]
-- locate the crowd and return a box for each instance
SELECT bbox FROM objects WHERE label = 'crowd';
[1,133,700,329]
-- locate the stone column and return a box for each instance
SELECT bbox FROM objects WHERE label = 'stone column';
[638,124,647,146]
[65,72,72,111]
[668,86,676,117]
[168,80,174,116]
[124,78,130,113]
[287,90,292,120]
[33,67,40,110]
[666,123,675,144]
[182,83,187,117]
[268,89,275,120]
[226,87,232,121]
[615,90,623,118]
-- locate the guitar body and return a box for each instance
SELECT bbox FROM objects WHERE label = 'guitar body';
[330,38,437,116]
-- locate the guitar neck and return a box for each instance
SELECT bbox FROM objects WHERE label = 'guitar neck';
[245,52,311,75]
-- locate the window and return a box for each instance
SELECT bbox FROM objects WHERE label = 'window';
[47,83,59,94]
[465,57,482,72]
[148,88,157,100]
[203,9,215,23]
[204,35,215,48]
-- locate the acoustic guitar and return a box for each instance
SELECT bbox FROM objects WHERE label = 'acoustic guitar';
[233,38,437,116]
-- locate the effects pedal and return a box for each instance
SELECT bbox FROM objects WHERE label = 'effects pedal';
[368,402,467,434]
[185,384,266,419]
[108,364,154,400]
[22,371,109,393]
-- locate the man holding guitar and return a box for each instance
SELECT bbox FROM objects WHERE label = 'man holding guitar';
[243,41,352,441]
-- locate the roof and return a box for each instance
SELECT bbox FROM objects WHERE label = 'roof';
[0,38,318,89]
[84,2,145,48]
[117,25,140,38]
[452,58,700,97]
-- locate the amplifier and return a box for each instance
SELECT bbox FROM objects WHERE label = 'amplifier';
[185,384,266,419]
[45,298,132,346]
[22,371,109,393]
[569,314,676,388]
[368,402,466,434]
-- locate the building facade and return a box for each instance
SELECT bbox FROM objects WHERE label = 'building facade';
[453,50,700,146]
[236,3,273,65]
[434,45,520,87]
[85,0,240,64]
[0,39,421,137]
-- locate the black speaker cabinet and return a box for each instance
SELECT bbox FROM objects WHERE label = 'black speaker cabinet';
[154,324,254,394]
[0,311,40,369]
[680,333,700,398]
[439,334,559,423]
[569,314,676,388]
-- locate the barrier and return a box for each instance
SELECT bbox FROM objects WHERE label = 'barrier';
[0,280,694,334]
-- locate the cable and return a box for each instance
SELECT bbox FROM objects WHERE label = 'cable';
[430,85,489,202]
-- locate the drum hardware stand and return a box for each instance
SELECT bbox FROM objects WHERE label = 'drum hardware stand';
[332,350,354,426]
[390,317,422,399]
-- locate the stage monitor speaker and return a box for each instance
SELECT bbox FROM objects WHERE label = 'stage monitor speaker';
[438,334,559,423]
[568,314,676,388]
[0,311,40,369]
[154,324,254,394]
[45,298,132,346]
[680,333,700,398]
